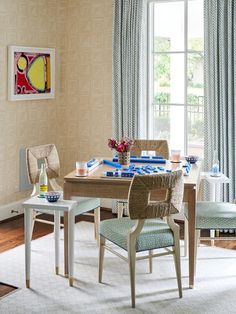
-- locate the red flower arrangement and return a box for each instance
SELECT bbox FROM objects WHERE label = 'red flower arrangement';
[108,138,134,153]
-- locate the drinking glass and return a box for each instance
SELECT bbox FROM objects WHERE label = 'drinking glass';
[171,149,181,162]
[76,161,88,176]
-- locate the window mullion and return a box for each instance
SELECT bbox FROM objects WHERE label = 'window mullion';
[184,0,188,155]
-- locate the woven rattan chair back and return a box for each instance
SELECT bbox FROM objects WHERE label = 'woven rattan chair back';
[130,140,169,159]
[26,144,60,185]
[128,170,184,220]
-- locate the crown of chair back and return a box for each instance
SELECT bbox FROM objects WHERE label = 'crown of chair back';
[128,170,184,220]
[26,144,60,184]
[131,140,169,160]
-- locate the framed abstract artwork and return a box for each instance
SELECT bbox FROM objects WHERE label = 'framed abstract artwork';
[8,46,55,101]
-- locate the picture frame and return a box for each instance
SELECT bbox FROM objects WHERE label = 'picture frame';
[8,46,55,101]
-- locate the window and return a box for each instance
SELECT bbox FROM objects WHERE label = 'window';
[147,0,204,157]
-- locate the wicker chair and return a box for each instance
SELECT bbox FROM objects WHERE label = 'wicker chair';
[117,139,169,218]
[99,170,184,308]
[26,144,100,244]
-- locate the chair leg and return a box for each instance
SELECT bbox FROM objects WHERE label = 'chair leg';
[194,230,200,276]
[117,202,124,219]
[167,216,182,297]
[149,250,153,273]
[210,229,215,246]
[173,236,182,298]
[184,217,188,257]
[128,242,136,308]
[98,235,106,283]
[94,207,100,246]
[54,210,60,275]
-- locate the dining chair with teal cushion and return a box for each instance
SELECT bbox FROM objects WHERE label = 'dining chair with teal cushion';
[99,170,184,308]
[184,201,236,272]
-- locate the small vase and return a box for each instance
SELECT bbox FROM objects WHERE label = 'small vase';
[118,152,130,165]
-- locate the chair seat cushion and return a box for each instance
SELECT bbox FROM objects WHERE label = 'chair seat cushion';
[184,201,236,229]
[100,217,174,252]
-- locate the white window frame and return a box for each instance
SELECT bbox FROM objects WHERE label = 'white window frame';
[146,0,204,156]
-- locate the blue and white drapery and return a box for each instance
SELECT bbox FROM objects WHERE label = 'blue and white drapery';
[204,0,236,201]
[112,0,146,140]
[112,0,146,212]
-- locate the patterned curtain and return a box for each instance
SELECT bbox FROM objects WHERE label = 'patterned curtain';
[112,0,146,139]
[112,0,146,213]
[204,0,236,201]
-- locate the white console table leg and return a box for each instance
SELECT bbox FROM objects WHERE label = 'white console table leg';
[68,210,75,286]
[25,208,32,288]
[54,210,60,275]
[215,183,221,202]
[209,183,216,246]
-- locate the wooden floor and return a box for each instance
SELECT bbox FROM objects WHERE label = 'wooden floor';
[1,208,236,253]
[0,283,18,298]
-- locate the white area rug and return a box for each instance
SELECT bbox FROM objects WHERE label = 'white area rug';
[0,222,236,314]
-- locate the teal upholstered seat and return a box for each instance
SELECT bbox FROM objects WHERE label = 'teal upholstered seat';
[184,201,236,229]
[100,217,174,252]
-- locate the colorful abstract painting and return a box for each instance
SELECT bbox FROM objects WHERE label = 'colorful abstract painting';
[8,46,55,101]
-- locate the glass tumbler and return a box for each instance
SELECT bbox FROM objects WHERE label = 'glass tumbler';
[76,161,88,176]
[171,149,181,163]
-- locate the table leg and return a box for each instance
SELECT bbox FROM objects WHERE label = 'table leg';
[24,208,32,288]
[68,210,75,286]
[64,212,69,276]
[209,183,216,246]
[214,183,221,238]
[54,210,60,275]
[188,188,196,288]
[215,183,221,201]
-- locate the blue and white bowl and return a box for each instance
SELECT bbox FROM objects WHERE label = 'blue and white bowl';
[45,191,61,202]
[185,155,199,164]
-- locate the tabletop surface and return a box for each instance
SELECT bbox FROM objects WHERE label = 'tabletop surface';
[22,194,76,211]
[64,158,202,189]
[200,172,230,183]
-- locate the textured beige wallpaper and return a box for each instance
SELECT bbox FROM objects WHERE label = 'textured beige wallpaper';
[64,0,113,172]
[0,0,113,206]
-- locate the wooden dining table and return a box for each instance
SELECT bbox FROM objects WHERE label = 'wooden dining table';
[63,158,202,288]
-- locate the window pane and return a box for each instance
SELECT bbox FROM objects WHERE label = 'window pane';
[152,104,185,154]
[188,0,204,51]
[187,105,204,157]
[154,54,184,104]
[152,104,170,140]
[154,1,184,52]
[187,53,204,105]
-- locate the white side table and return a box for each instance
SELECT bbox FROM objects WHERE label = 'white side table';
[200,172,230,245]
[22,195,76,288]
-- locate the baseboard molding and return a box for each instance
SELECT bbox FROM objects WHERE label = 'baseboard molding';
[0,199,26,222]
